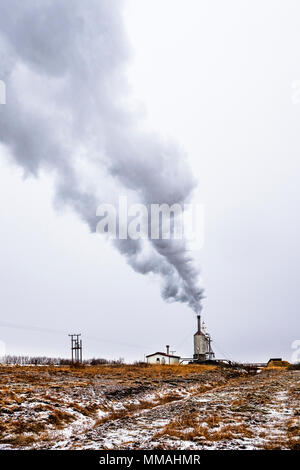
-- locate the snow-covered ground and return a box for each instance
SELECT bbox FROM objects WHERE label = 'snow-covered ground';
[0,365,299,450]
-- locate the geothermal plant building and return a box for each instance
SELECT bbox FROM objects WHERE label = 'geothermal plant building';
[146,316,215,364]
[193,314,215,361]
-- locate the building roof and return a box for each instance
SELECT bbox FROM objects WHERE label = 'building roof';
[146,352,180,359]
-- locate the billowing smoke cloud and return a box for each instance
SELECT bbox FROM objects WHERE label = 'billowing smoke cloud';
[0,0,204,312]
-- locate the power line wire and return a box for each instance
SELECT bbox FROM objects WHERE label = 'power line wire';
[0,320,153,352]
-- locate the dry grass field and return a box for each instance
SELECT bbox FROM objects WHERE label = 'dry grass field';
[0,364,299,450]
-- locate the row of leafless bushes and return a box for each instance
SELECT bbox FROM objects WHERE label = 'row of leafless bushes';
[0,355,125,366]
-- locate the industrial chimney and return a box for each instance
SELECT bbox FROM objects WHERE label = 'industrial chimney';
[166,345,170,355]
[193,314,207,362]
[197,315,201,333]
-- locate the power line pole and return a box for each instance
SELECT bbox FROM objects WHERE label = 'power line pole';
[68,334,82,363]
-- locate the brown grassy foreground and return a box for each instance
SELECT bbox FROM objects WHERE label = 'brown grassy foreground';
[0,364,299,450]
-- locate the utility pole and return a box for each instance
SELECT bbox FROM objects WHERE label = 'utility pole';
[68,334,82,363]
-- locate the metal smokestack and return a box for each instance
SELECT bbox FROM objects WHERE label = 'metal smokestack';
[194,314,206,361]
[166,345,170,355]
[197,315,201,334]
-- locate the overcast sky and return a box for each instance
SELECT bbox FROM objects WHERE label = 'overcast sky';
[0,0,299,363]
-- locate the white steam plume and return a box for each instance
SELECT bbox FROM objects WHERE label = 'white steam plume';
[0,0,204,312]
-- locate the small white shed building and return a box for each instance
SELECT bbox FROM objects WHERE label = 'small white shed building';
[146,351,180,365]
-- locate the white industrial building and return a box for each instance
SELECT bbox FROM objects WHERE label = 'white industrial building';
[146,315,215,365]
[146,345,180,364]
